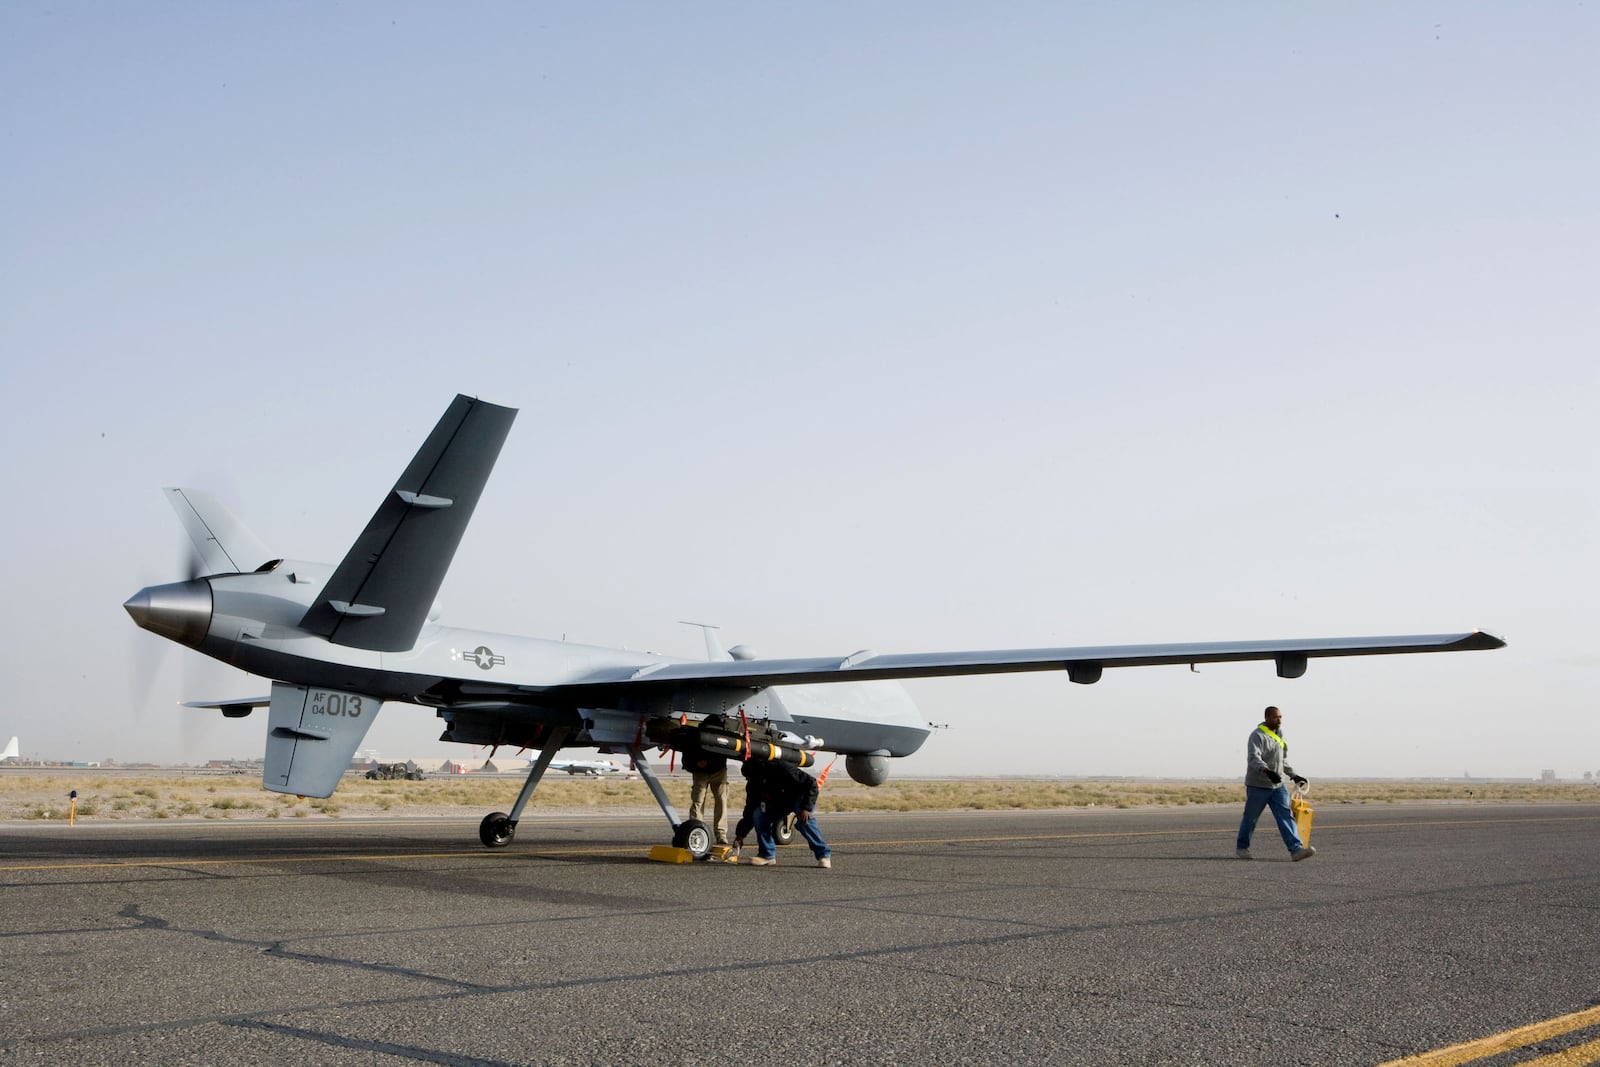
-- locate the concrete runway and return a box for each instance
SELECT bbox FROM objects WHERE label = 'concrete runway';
[3,802,1599,1066]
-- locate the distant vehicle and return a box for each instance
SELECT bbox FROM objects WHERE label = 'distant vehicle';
[0,736,18,762]
[363,762,423,781]
[124,394,1505,860]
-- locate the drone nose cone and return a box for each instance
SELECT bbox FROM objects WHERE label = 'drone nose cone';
[124,579,213,648]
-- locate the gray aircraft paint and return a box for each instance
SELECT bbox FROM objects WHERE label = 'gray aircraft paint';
[124,394,1504,850]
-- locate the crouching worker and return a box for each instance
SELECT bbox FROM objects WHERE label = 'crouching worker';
[732,755,832,868]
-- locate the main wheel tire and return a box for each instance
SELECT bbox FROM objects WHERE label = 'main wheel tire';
[672,819,713,859]
[773,812,796,846]
[479,811,515,848]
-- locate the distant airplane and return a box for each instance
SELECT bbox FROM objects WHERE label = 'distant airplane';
[545,756,628,777]
[124,394,1505,859]
[0,736,18,762]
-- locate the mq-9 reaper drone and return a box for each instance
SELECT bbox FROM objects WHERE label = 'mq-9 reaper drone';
[124,395,1505,858]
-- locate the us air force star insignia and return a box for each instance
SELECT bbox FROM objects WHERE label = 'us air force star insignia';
[463,646,505,670]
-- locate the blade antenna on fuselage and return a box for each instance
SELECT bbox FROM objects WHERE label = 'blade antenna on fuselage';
[681,620,733,662]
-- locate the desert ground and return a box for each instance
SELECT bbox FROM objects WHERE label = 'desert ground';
[3,767,1594,823]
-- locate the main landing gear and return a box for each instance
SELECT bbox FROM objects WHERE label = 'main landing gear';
[670,816,714,858]
[632,743,713,860]
[475,728,716,860]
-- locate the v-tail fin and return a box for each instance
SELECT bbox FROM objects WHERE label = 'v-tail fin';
[164,488,271,575]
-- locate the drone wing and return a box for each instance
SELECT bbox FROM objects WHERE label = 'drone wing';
[530,630,1504,698]
[299,395,518,652]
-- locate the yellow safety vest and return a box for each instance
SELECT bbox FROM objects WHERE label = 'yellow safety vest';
[1257,724,1287,752]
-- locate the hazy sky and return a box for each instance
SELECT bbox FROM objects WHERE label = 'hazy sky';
[3,4,1594,780]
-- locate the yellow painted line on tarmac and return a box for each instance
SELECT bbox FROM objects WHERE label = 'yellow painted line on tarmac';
[5,813,1596,874]
[0,829,1177,872]
[844,813,1600,851]
[1374,1005,1600,1066]
[0,826,1226,872]
[0,847,640,873]
[1518,1035,1600,1067]
[1522,1034,1600,1066]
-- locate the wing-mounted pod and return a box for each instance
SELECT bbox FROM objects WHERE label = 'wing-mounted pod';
[846,753,892,786]
[183,695,271,719]
[300,396,517,652]
[1275,653,1308,679]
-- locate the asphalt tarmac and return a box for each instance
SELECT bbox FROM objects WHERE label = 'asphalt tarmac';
[3,802,1599,1066]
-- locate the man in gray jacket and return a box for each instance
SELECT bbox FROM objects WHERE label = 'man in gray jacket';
[1237,706,1315,861]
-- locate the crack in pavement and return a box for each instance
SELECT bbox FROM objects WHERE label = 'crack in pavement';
[117,903,499,992]
[228,1019,526,1066]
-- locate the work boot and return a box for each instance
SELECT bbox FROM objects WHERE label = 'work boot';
[749,856,776,866]
[1291,846,1317,862]
[817,857,832,869]
[1235,848,1252,860]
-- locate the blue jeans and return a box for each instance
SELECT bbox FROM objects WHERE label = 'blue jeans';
[753,805,830,860]
[1237,784,1304,852]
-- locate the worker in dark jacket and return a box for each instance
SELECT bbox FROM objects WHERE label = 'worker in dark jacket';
[732,756,831,868]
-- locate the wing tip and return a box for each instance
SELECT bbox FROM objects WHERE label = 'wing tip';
[1464,629,1507,650]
